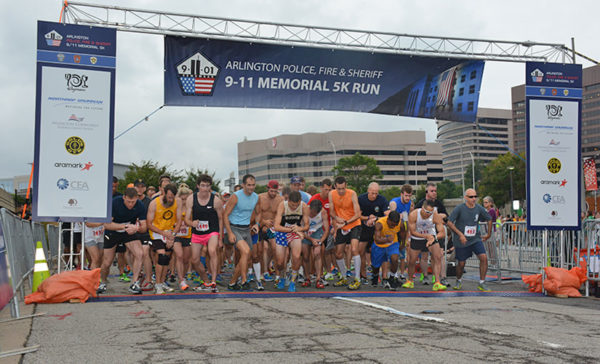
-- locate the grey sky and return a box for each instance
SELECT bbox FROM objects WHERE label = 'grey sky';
[1,0,598,187]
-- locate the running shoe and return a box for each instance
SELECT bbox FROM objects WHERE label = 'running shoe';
[346,270,353,278]
[240,281,252,291]
[256,280,265,291]
[162,283,175,293]
[477,282,491,292]
[274,275,280,285]
[334,277,348,287]
[301,279,311,288]
[321,279,329,286]
[324,272,335,281]
[440,278,450,287]
[210,282,218,293]
[371,275,378,287]
[97,282,107,294]
[360,276,369,285]
[193,284,209,292]
[453,281,462,290]
[297,274,305,284]
[263,273,274,282]
[389,277,399,291]
[422,275,429,286]
[247,273,255,282]
[119,273,131,282]
[180,281,190,291]
[227,282,241,291]
[128,282,142,295]
[432,275,436,284]
[276,278,286,290]
[401,280,414,289]
[331,268,339,275]
[141,281,154,292]
[347,278,361,290]
[433,282,447,291]
[383,279,391,289]
[316,280,325,289]
[418,273,425,283]
[288,281,296,292]
[155,283,165,295]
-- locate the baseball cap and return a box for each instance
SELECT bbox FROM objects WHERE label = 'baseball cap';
[267,180,279,189]
[134,179,146,187]
[223,192,231,197]
[126,183,134,188]
[290,176,301,184]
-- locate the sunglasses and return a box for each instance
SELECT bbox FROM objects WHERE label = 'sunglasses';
[467,195,478,198]
[423,209,434,214]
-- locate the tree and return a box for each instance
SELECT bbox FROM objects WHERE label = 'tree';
[380,186,402,202]
[479,152,526,208]
[254,184,268,194]
[463,159,486,190]
[436,179,462,200]
[332,152,383,194]
[120,160,181,192]
[181,168,222,193]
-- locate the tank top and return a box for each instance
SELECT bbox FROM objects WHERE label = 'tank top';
[331,189,360,230]
[308,211,323,234]
[375,216,401,248]
[413,208,436,241]
[281,201,304,227]
[229,190,259,225]
[149,197,177,240]
[391,197,412,222]
[192,192,219,235]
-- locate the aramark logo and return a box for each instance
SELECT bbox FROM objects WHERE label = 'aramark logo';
[55,162,83,169]
[45,30,63,46]
[65,73,88,92]
[531,69,544,83]
[546,105,563,120]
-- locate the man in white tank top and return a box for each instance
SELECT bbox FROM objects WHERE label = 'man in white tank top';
[403,199,447,291]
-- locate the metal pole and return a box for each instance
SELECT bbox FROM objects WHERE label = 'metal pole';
[328,140,337,169]
[468,151,475,188]
[459,143,465,194]
[542,229,548,295]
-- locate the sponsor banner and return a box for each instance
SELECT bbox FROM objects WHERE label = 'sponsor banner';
[583,157,598,191]
[0,220,12,312]
[526,62,582,230]
[164,36,485,122]
[33,21,115,222]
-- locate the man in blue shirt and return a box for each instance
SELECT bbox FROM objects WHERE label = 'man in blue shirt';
[358,182,388,284]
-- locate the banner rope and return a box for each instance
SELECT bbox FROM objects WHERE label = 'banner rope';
[114,105,164,140]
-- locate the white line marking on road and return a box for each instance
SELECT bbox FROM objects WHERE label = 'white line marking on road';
[333,296,446,323]
[539,341,563,349]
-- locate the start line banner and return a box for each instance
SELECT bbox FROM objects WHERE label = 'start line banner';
[164,36,485,123]
[33,21,116,222]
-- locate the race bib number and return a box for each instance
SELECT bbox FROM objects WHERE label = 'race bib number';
[177,226,191,237]
[464,225,477,237]
[197,220,209,232]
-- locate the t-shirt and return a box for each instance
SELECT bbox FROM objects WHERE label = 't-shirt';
[299,190,311,204]
[448,203,491,247]
[111,196,146,226]
[389,197,411,221]
[358,193,388,227]
[415,198,448,216]
[309,193,330,215]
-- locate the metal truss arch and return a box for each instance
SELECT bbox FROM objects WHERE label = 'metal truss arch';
[62,1,574,63]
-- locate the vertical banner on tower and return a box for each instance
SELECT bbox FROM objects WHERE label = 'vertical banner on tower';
[33,21,116,222]
[526,62,582,230]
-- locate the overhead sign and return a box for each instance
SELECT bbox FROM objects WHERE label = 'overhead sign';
[33,21,116,222]
[526,62,582,230]
[164,36,485,122]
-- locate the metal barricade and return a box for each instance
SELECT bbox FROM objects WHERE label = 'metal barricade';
[0,208,37,318]
[580,219,600,296]
[47,224,60,271]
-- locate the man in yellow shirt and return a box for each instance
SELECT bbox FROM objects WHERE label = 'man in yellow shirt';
[372,211,402,290]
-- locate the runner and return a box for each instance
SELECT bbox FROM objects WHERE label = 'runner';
[301,199,329,288]
[147,183,179,294]
[328,176,362,290]
[358,182,389,284]
[388,184,414,283]
[223,174,260,291]
[309,179,335,284]
[371,211,402,290]
[402,199,447,291]
[290,176,311,203]
[414,182,449,285]
[98,187,146,295]
[83,222,104,269]
[446,188,493,292]
[185,174,223,293]
[257,180,284,284]
[173,184,193,291]
[134,179,154,291]
[273,191,310,292]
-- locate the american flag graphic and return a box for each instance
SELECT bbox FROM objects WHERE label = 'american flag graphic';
[180,77,215,94]
[435,66,457,107]
[583,157,598,191]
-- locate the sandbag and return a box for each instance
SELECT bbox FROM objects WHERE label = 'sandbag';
[521,266,587,297]
[25,268,100,304]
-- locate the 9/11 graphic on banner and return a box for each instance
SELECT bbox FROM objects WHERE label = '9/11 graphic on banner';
[177,52,219,95]
[583,157,598,191]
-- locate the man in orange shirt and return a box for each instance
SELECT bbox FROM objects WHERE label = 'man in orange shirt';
[328,176,363,290]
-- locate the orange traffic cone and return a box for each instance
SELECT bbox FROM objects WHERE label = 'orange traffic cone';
[32,241,50,292]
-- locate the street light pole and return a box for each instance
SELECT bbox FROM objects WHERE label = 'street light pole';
[508,166,515,215]
[328,139,337,170]
[468,151,475,189]
[436,138,465,195]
